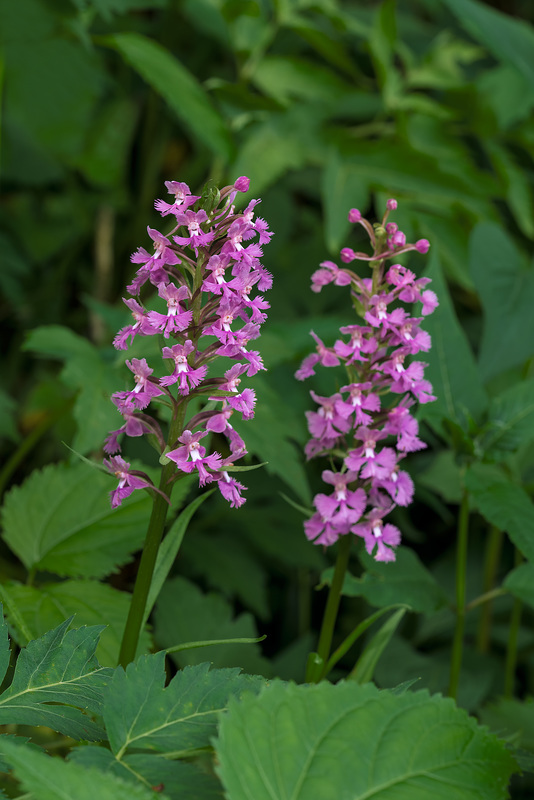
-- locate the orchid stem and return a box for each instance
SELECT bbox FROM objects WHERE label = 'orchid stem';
[118,404,186,668]
[308,534,351,683]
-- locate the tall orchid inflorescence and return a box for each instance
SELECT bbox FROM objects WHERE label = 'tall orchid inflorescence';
[296,200,437,562]
[104,176,272,509]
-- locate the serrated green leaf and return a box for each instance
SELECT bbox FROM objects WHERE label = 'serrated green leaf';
[465,470,534,561]
[421,249,488,426]
[2,579,151,668]
[504,563,534,609]
[481,379,534,456]
[154,577,270,675]
[105,654,264,758]
[0,608,9,687]
[470,222,534,381]
[104,33,233,160]
[69,746,223,799]
[0,738,162,800]
[216,681,518,799]
[480,697,534,752]
[0,618,111,741]
[23,325,120,453]
[1,462,151,578]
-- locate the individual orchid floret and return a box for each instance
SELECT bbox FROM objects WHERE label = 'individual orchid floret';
[166,429,222,486]
[352,507,401,562]
[160,340,208,394]
[147,283,193,338]
[154,181,201,216]
[104,455,155,509]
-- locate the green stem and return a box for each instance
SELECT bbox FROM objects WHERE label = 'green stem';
[309,534,352,683]
[504,549,523,698]
[448,487,469,700]
[118,404,187,668]
[476,525,503,653]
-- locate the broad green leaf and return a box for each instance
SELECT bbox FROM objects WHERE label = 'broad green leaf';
[143,490,215,628]
[216,681,517,799]
[480,697,534,752]
[470,222,534,381]
[349,607,407,684]
[75,97,138,189]
[104,33,233,160]
[179,529,269,620]
[465,470,534,561]
[0,607,9,688]
[0,617,110,740]
[1,462,151,578]
[23,325,120,453]
[70,746,223,799]
[504,563,534,609]
[443,0,534,86]
[2,579,151,668]
[416,450,463,504]
[0,738,161,800]
[421,249,488,426]
[154,577,270,675]
[321,148,370,252]
[481,379,534,456]
[486,141,534,239]
[105,654,264,758]
[322,546,447,614]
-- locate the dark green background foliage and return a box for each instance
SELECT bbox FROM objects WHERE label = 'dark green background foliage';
[2,0,534,796]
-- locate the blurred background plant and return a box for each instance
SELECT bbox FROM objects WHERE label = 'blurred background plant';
[2,0,534,796]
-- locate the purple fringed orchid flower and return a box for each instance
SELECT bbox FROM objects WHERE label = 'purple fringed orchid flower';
[297,200,437,562]
[104,177,272,509]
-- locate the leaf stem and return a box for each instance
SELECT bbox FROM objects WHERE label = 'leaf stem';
[504,548,523,698]
[308,534,352,683]
[118,403,187,668]
[448,487,469,700]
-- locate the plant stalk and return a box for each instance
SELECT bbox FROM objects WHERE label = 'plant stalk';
[118,404,186,667]
[309,534,352,683]
[448,487,469,700]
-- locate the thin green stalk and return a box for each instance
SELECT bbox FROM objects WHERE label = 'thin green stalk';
[308,534,352,683]
[448,487,469,700]
[504,549,523,698]
[118,404,187,668]
[476,525,504,653]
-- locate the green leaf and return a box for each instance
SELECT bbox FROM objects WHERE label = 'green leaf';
[143,490,215,628]
[23,325,120,453]
[1,462,151,578]
[465,469,534,561]
[0,617,110,741]
[480,697,534,752]
[154,577,270,676]
[216,681,518,799]
[421,249,488,426]
[470,222,534,381]
[70,746,222,799]
[322,546,448,614]
[105,653,264,758]
[321,148,370,252]
[481,379,534,456]
[349,607,407,684]
[504,563,534,609]
[0,738,161,800]
[2,579,151,668]
[251,55,351,107]
[443,0,534,86]
[104,33,233,160]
